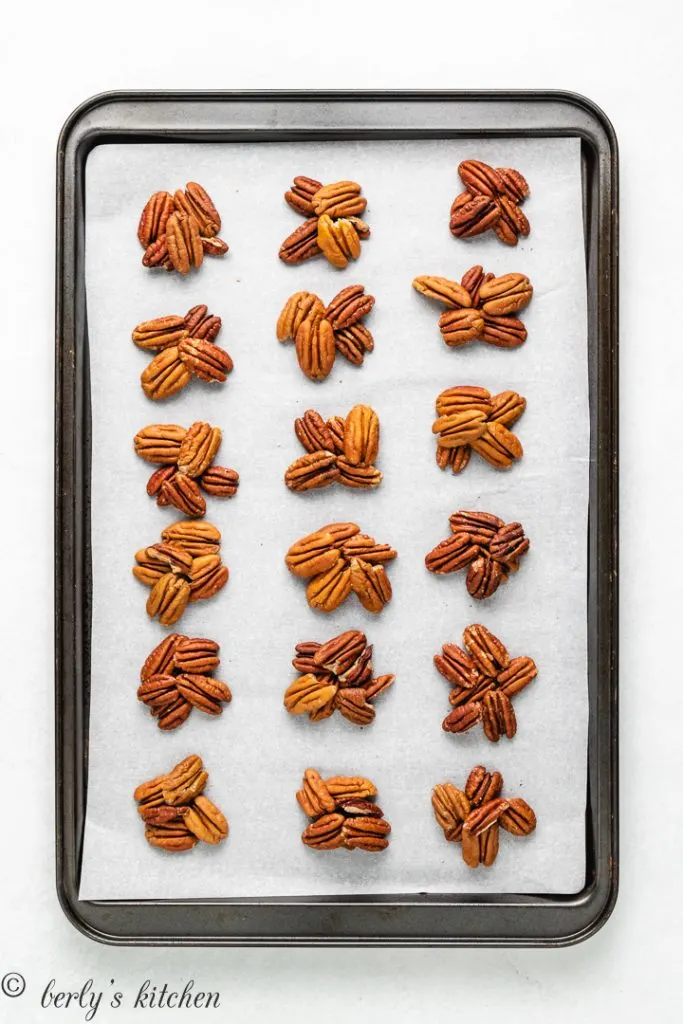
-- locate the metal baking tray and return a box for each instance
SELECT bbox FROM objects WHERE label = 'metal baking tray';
[55,90,618,946]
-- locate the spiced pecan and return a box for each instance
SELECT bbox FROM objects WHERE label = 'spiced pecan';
[432,783,471,842]
[412,275,472,309]
[146,573,191,626]
[296,769,336,818]
[335,687,375,726]
[189,555,229,602]
[285,451,340,492]
[317,215,362,269]
[277,291,325,341]
[161,519,221,556]
[295,410,336,453]
[465,766,504,807]
[442,702,482,734]
[295,318,336,382]
[138,191,174,247]
[306,557,352,613]
[176,674,232,715]
[479,274,533,316]
[314,630,367,675]
[424,533,479,575]
[480,314,527,348]
[132,315,188,351]
[279,218,321,264]
[467,556,505,600]
[499,797,537,836]
[184,795,228,845]
[312,180,367,219]
[489,390,527,426]
[284,673,339,715]
[134,424,187,464]
[160,473,206,517]
[436,386,492,417]
[173,637,220,675]
[336,459,383,489]
[470,422,523,470]
[141,634,186,682]
[349,558,392,614]
[481,690,517,742]
[177,422,222,478]
[285,176,324,217]
[139,348,190,401]
[458,160,505,197]
[302,813,345,849]
[450,193,500,238]
[324,285,374,329]
[341,816,391,851]
[161,755,208,806]
[462,624,510,677]
[178,336,234,382]
[334,323,374,365]
[439,308,485,347]
[433,644,479,689]
[199,466,239,497]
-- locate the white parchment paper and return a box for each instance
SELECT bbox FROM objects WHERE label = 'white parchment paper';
[79,138,588,899]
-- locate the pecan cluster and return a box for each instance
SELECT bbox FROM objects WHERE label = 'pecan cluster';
[285,522,397,614]
[425,510,530,600]
[134,422,239,518]
[286,405,381,492]
[134,755,228,852]
[450,160,530,246]
[138,183,229,274]
[435,624,537,741]
[277,286,375,381]
[132,304,234,401]
[285,630,394,725]
[279,178,370,268]
[413,267,533,350]
[432,386,525,474]
[297,769,391,851]
[432,765,536,868]
[137,633,232,731]
[133,520,229,626]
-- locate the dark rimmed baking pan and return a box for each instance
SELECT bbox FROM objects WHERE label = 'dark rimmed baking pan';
[55,90,618,946]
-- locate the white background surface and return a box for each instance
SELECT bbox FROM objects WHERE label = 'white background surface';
[0,0,677,1019]
[81,137,587,900]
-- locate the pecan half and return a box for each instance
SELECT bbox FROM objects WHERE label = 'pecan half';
[184,795,228,845]
[432,783,471,842]
[173,637,220,675]
[302,812,345,849]
[295,318,336,381]
[312,180,366,219]
[450,194,500,238]
[412,276,472,308]
[438,308,485,347]
[343,404,379,466]
[316,215,362,269]
[177,422,222,478]
[199,466,239,497]
[279,218,321,264]
[466,555,505,600]
[481,690,517,742]
[295,410,336,453]
[284,674,338,715]
[334,323,374,365]
[349,558,392,614]
[442,702,482,734]
[324,285,374,329]
[465,766,504,807]
[134,424,187,464]
[178,337,234,382]
[306,557,352,613]
[285,451,340,492]
[499,797,537,836]
[140,348,192,401]
[285,176,324,216]
[132,315,188,351]
[479,273,533,316]
[138,191,174,247]
[277,291,325,341]
[141,634,186,682]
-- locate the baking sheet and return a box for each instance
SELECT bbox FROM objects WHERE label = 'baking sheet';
[79,137,588,899]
